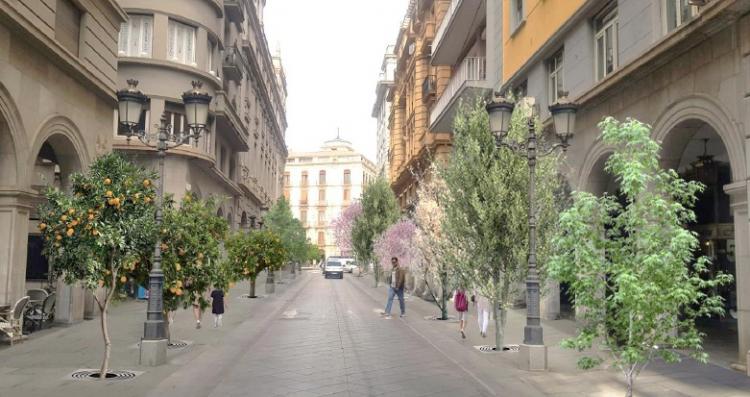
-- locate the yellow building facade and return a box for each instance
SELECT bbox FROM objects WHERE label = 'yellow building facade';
[388,0,453,209]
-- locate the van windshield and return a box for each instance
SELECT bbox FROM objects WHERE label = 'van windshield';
[326,262,342,267]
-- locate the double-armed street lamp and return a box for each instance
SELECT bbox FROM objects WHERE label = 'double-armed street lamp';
[116,79,212,366]
[485,92,578,371]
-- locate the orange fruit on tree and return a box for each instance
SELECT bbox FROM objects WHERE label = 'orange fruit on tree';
[68,208,76,215]
[55,234,62,241]
[105,190,113,198]
[38,223,47,231]
[66,228,74,237]
[120,276,127,283]
[60,214,68,222]
[104,178,112,185]
[143,179,151,188]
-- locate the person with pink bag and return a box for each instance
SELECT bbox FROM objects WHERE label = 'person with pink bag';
[454,288,469,339]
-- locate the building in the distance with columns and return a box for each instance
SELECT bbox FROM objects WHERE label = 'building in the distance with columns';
[283,137,377,258]
[114,0,288,229]
[372,45,396,179]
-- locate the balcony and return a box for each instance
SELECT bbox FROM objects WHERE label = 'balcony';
[214,91,250,151]
[223,47,243,82]
[224,0,245,23]
[429,57,490,132]
[422,75,436,103]
[432,0,486,65]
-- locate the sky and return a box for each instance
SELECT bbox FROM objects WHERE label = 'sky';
[264,0,407,162]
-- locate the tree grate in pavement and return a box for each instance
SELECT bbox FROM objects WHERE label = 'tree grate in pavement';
[473,344,519,353]
[168,340,190,349]
[68,369,142,381]
[423,315,459,323]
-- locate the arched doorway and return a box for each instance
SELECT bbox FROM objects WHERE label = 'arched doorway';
[661,119,737,366]
[240,212,248,230]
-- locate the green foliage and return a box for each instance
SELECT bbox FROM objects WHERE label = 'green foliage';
[38,153,157,291]
[548,117,732,395]
[225,230,287,282]
[264,197,307,264]
[441,100,561,348]
[132,193,229,312]
[352,177,400,266]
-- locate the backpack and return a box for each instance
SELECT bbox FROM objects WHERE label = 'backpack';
[454,290,468,312]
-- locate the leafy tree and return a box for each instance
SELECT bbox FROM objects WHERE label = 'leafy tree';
[548,117,732,397]
[38,153,157,378]
[332,202,362,258]
[373,218,420,274]
[225,230,287,298]
[413,166,457,320]
[352,177,400,286]
[132,193,229,339]
[441,101,560,350]
[265,197,307,275]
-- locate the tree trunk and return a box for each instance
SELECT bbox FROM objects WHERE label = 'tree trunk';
[493,301,503,350]
[97,271,117,380]
[164,310,171,344]
[373,262,380,287]
[439,271,448,320]
[625,373,633,397]
[249,277,257,298]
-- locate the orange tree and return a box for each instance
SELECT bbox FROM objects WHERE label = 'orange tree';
[132,193,229,338]
[225,230,287,298]
[38,153,157,378]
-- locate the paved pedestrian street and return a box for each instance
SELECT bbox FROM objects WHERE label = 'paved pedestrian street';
[3,271,750,397]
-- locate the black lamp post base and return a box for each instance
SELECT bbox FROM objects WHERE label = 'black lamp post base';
[523,324,544,346]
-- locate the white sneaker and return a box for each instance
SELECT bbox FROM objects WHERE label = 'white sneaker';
[400,314,406,318]
[384,315,393,319]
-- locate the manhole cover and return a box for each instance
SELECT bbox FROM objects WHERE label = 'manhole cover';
[473,344,520,353]
[168,340,190,349]
[69,369,141,381]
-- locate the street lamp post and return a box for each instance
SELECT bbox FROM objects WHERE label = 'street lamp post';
[486,92,578,371]
[117,79,212,366]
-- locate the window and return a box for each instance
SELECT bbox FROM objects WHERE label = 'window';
[283,172,290,186]
[319,170,326,185]
[318,189,325,202]
[343,189,350,202]
[595,5,618,82]
[548,49,564,104]
[119,15,153,57]
[300,209,308,225]
[168,19,196,65]
[301,189,308,204]
[318,210,325,224]
[317,231,325,247]
[511,0,524,31]
[343,169,351,185]
[665,0,697,32]
[56,0,81,55]
[513,80,528,99]
[164,102,191,144]
[207,40,217,74]
[301,171,308,186]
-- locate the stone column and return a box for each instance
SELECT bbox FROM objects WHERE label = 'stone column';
[0,192,32,307]
[726,182,749,367]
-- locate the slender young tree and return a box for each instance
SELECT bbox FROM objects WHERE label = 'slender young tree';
[441,101,560,350]
[548,117,732,397]
[265,197,307,275]
[225,230,287,298]
[38,154,157,378]
[352,177,400,286]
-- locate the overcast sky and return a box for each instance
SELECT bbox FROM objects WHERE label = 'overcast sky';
[264,0,407,162]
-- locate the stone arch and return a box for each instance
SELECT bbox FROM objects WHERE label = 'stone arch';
[28,116,90,192]
[0,83,28,187]
[577,139,616,195]
[652,94,745,182]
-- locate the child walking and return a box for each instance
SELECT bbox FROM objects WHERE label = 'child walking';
[454,288,469,339]
[210,287,226,328]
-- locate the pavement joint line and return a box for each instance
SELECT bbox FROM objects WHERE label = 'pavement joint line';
[346,276,498,397]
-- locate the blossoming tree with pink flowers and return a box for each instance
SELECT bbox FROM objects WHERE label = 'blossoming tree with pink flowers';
[331,202,362,259]
[373,219,421,278]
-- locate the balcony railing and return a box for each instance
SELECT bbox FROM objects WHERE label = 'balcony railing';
[431,57,485,124]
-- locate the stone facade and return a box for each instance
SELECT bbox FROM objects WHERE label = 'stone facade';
[501,0,750,367]
[372,45,396,179]
[388,0,453,209]
[284,138,376,259]
[0,0,127,320]
[115,0,288,230]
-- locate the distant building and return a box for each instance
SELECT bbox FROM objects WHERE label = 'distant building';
[284,137,377,258]
[372,45,397,179]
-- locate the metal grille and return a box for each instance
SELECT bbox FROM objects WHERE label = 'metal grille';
[474,344,520,353]
[69,369,140,381]
[168,340,189,349]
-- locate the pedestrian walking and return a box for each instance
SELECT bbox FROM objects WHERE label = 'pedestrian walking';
[210,287,226,328]
[454,288,469,339]
[382,257,407,319]
[475,290,491,338]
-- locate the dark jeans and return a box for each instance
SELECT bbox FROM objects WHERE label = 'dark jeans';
[385,286,405,315]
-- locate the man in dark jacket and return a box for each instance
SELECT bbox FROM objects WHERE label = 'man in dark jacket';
[383,257,407,318]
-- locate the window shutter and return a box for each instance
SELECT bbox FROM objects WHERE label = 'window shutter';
[141,17,152,56]
[168,20,176,60]
[118,22,128,54]
[186,27,195,64]
[129,17,141,56]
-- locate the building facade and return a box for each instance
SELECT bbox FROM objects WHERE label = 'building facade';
[0,0,126,322]
[284,137,376,258]
[372,45,396,179]
[115,0,288,230]
[387,0,454,209]
[499,0,750,369]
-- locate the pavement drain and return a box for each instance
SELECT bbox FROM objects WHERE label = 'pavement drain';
[68,369,142,381]
[473,344,520,353]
